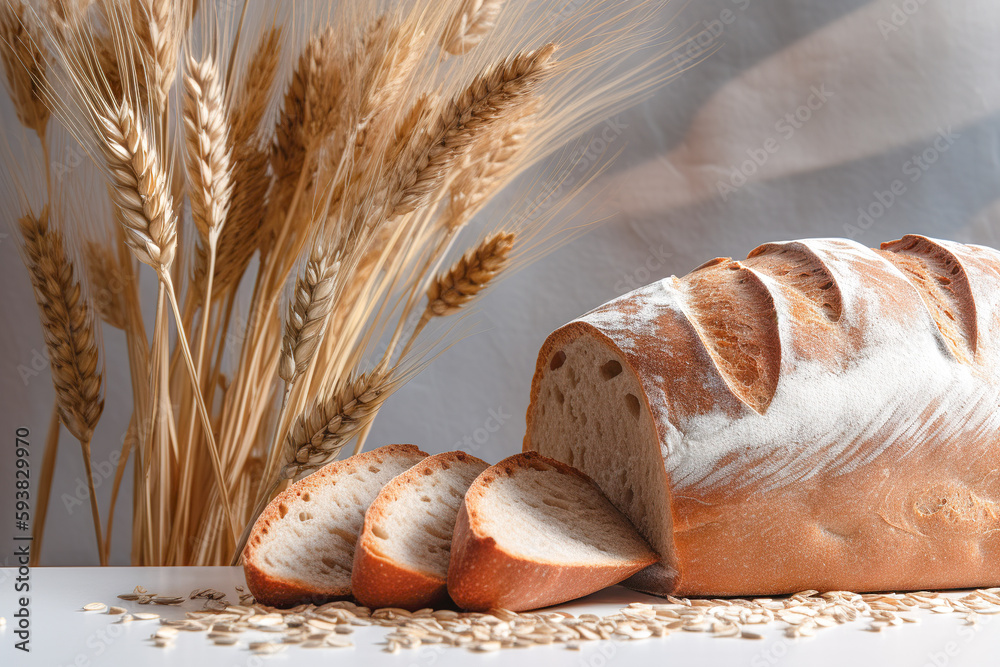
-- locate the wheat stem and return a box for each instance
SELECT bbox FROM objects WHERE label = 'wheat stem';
[29,405,60,566]
[104,416,136,565]
[159,270,239,546]
[79,435,106,565]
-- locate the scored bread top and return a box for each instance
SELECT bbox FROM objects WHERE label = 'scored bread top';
[243,444,428,607]
[541,236,1000,495]
[465,452,656,566]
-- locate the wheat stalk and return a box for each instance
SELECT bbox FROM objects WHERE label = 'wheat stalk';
[279,242,340,385]
[84,241,129,330]
[131,0,179,112]
[440,0,505,56]
[19,208,106,564]
[0,0,49,137]
[98,101,177,271]
[231,26,282,147]
[386,44,556,221]
[192,27,283,302]
[444,116,530,230]
[182,53,231,242]
[426,231,515,317]
[272,27,339,185]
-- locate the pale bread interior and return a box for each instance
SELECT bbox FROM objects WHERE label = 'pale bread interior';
[367,453,488,579]
[251,447,427,594]
[528,333,676,576]
[474,455,654,565]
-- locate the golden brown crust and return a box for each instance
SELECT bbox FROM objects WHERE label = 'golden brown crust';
[524,237,1000,598]
[243,444,428,608]
[352,451,487,611]
[447,453,658,612]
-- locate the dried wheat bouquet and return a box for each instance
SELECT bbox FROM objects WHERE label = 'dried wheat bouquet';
[2,0,675,565]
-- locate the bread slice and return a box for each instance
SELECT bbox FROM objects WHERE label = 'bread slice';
[352,451,489,610]
[447,452,658,612]
[243,444,428,607]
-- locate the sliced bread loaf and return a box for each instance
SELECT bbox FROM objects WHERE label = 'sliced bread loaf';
[447,452,657,612]
[352,451,490,610]
[243,444,428,607]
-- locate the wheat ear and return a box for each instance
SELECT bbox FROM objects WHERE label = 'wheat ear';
[19,209,106,564]
[387,44,556,220]
[440,0,505,56]
[132,0,179,112]
[99,102,177,271]
[281,367,395,480]
[400,232,515,361]
[84,242,128,330]
[180,53,234,530]
[426,231,515,316]
[272,27,340,184]
[0,0,49,137]
[182,53,231,242]
[279,242,339,384]
[231,26,283,147]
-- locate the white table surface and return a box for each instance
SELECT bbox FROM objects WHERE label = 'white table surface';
[1,566,998,666]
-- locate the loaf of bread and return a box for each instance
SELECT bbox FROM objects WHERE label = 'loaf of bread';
[447,453,657,611]
[352,451,489,611]
[524,235,1000,597]
[244,444,428,607]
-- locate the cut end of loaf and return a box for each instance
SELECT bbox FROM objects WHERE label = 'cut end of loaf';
[524,325,679,594]
[243,444,428,607]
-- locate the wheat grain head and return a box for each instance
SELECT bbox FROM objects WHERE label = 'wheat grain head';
[98,101,177,271]
[84,240,129,330]
[440,0,505,56]
[0,0,50,137]
[183,53,231,242]
[386,44,556,221]
[281,366,393,479]
[131,0,179,112]
[19,209,104,443]
[278,240,340,385]
[426,231,515,317]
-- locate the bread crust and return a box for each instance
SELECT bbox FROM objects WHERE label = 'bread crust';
[243,444,428,607]
[524,236,1000,597]
[352,451,488,611]
[447,452,658,612]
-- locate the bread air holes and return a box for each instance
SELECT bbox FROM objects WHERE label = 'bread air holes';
[553,387,565,405]
[298,511,313,522]
[278,504,288,519]
[625,393,641,419]
[601,360,622,380]
[550,350,566,370]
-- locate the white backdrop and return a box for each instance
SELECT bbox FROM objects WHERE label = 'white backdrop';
[4,0,1000,565]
